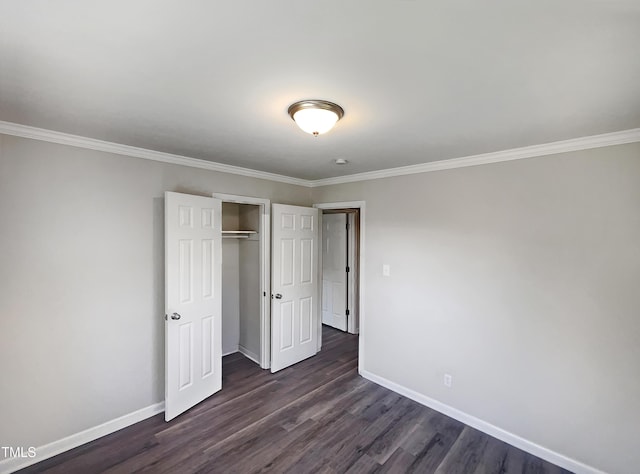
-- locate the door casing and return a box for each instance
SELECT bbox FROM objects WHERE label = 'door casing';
[314,201,366,373]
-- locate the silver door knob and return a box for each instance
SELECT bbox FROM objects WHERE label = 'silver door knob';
[171,312,181,320]
[274,294,283,299]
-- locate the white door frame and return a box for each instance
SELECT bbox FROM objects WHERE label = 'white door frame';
[213,193,271,369]
[346,212,359,334]
[313,201,366,374]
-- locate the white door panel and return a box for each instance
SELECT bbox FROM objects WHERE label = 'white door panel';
[165,192,222,421]
[322,213,348,331]
[271,204,319,372]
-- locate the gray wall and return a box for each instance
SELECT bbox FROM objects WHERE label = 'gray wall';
[0,134,310,455]
[238,204,261,359]
[221,202,241,356]
[312,143,640,474]
[222,238,240,355]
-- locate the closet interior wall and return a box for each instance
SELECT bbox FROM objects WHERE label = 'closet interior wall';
[221,202,261,364]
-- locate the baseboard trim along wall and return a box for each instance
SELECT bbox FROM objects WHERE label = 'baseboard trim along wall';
[359,370,605,474]
[0,402,165,474]
[238,345,261,365]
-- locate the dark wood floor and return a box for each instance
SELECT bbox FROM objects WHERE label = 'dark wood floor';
[20,326,572,474]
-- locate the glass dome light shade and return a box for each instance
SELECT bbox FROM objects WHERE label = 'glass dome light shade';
[288,100,344,136]
[292,108,339,135]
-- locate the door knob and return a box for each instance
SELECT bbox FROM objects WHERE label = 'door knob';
[274,294,283,299]
[171,312,181,320]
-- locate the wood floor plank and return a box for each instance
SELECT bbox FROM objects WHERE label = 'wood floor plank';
[19,326,573,474]
[277,410,370,473]
[435,426,490,473]
[196,420,319,474]
[473,436,511,474]
[375,447,417,473]
[328,397,418,472]
[406,417,466,473]
[255,413,361,473]
[397,409,438,453]
[365,399,423,464]
[344,454,381,473]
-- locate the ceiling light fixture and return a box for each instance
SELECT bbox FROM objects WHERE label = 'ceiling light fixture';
[288,100,344,137]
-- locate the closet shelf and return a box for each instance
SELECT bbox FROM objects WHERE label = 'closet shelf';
[222,230,257,239]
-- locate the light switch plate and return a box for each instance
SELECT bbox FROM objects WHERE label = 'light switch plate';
[382,264,391,276]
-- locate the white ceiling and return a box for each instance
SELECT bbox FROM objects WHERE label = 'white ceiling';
[1,1,639,180]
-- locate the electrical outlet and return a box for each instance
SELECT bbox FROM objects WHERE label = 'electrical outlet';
[382,264,391,276]
[444,373,452,388]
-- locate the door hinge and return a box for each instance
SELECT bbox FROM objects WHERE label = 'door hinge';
[346,266,350,273]
[346,309,350,316]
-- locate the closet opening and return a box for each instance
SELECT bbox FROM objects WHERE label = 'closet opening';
[216,194,271,371]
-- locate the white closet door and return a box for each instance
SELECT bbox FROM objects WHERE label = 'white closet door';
[322,213,348,331]
[165,192,222,421]
[271,204,319,373]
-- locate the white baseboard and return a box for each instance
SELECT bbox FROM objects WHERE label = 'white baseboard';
[0,402,165,474]
[222,349,239,357]
[359,370,604,474]
[238,344,260,365]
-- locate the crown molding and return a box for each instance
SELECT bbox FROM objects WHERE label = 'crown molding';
[308,128,640,187]
[2,120,639,189]
[0,121,309,187]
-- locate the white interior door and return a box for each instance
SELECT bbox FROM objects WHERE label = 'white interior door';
[322,213,348,331]
[271,204,319,373]
[165,192,222,421]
